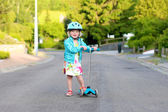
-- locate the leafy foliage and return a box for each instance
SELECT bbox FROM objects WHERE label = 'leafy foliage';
[159,28,168,48]
[39,37,56,48]
[127,0,168,53]
[38,10,66,24]
[68,0,134,45]
[0,0,168,53]
[0,30,19,44]
[39,22,65,48]
[0,51,10,59]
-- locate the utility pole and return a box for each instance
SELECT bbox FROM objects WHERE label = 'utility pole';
[34,0,38,56]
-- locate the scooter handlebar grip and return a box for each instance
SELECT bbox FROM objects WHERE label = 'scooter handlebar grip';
[91,48,100,52]
[91,48,94,51]
[96,48,100,51]
[91,48,100,51]
[81,47,100,51]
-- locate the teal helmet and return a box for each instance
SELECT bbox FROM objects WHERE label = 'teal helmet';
[67,22,83,30]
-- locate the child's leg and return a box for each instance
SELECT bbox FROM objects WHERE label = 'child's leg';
[67,75,73,90]
[76,75,85,88]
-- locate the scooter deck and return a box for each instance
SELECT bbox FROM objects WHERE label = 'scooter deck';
[84,87,96,95]
[79,86,98,97]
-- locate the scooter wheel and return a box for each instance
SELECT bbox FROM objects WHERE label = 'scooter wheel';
[95,89,98,97]
[80,89,84,97]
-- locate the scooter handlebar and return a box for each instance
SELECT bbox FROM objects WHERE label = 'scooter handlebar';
[91,48,100,51]
[81,47,100,52]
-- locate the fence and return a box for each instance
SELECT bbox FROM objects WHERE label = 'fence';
[161,48,168,58]
[133,46,146,53]
[133,46,168,58]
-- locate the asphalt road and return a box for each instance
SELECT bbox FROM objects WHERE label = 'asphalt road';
[0,51,168,112]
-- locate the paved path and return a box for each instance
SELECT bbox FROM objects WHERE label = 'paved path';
[0,51,168,112]
[0,53,46,73]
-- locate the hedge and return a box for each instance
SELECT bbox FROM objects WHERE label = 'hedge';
[0,51,10,59]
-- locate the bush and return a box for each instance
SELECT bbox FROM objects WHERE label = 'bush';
[86,24,110,45]
[128,37,140,48]
[159,28,168,48]
[41,22,65,40]
[25,43,34,55]
[0,30,5,39]
[0,30,18,44]
[0,51,10,59]
[0,30,6,44]
[139,35,155,49]
[54,41,64,49]
[8,23,33,41]
[39,37,56,48]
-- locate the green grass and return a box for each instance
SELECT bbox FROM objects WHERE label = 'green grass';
[147,59,160,65]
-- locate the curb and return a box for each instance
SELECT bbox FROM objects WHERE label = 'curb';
[0,55,55,74]
[93,51,168,75]
[117,55,168,76]
[135,59,168,75]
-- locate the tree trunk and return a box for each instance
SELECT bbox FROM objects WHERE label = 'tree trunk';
[16,2,20,23]
[166,48,168,58]
[133,46,136,53]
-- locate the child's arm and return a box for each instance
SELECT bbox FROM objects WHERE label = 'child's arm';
[80,39,92,52]
[80,38,99,52]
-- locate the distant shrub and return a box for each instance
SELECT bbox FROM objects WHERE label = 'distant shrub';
[9,23,33,42]
[0,30,5,39]
[54,41,64,49]
[39,37,56,48]
[0,31,18,44]
[139,35,155,49]
[159,28,168,48]
[0,51,10,59]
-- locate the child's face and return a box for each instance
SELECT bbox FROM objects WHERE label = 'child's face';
[70,30,80,39]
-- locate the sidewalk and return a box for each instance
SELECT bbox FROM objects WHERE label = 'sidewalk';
[0,52,48,73]
[118,53,168,75]
[94,51,168,75]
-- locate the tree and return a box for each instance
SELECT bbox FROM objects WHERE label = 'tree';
[86,24,110,45]
[0,0,36,54]
[45,9,51,23]
[42,22,65,39]
[110,1,136,37]
[159,28,168,48]
[134,0,168,20]
[127,0,168,53]
[13,0,35,23]
[0,0,13,24]
[68,0,133,45]
[128,17,168,50]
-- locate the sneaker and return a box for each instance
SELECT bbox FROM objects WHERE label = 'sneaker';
[66,90,73,97]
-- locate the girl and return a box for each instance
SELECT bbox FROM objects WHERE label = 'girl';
[64,22,97,96]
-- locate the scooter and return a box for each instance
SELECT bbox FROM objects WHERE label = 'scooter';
[79,47,100,97]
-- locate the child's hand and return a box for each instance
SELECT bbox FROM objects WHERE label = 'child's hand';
[80,46,87,50]
[92,47,97,51]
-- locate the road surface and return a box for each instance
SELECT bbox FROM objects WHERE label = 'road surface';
[0,51,168,112]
